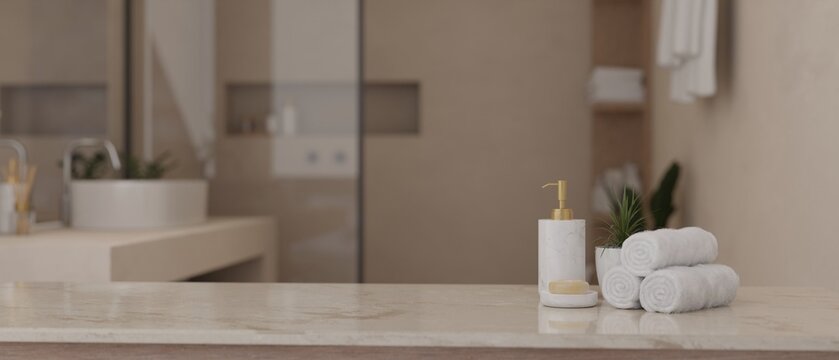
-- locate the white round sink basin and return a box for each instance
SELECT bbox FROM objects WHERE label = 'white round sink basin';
[70,180,208,230]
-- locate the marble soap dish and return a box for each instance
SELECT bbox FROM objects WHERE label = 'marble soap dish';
[539,290,599,308]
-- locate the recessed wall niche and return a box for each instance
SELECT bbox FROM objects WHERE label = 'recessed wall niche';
[0,85,107,135]
[225,82,420,136]
[226,83,358,136]
[363,82,419,135]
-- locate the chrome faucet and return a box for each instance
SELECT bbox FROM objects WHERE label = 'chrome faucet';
[62,138,122,225]
[0,139,28,178]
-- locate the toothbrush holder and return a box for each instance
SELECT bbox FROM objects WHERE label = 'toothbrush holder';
[13,209,34,235]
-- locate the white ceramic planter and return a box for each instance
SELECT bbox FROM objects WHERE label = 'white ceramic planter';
[71,180,208,230]
[595,246,622,286]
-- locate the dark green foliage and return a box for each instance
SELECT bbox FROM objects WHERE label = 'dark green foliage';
[649,162,680,229]
[64,151,176,180]
[124,151,176,179]
[69,151,111,179]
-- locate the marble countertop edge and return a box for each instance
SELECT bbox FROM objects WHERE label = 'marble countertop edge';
[0,284,837,352]
[0,329,836,352]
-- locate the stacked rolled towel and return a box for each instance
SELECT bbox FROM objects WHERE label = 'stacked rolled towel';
[620,227,718,277]
[601,266,642,309]
[601,227,739,313]
[640,264,739,314]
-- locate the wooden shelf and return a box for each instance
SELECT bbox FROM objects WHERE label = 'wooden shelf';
[590,0,652,183]
[592,102,645,114]
[225,133,270,138]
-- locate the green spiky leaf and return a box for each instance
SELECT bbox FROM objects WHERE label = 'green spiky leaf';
[599,186,646,248]
[649,162,680,229]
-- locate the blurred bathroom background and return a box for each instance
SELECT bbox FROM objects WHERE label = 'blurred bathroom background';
[0,0,590,284]
[2,0,838,289]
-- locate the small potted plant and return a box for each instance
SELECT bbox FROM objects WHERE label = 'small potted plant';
[595,162,680,284]
[596,187,645,285]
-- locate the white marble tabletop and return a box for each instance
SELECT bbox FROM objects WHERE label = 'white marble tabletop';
[0,283,836,351]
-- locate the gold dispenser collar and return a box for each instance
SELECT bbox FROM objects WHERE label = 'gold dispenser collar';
[542,180,574,220]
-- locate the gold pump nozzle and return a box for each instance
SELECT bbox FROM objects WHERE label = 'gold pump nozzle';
[542,180,574,220]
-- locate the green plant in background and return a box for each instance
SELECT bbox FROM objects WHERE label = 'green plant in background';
[649,162,681,229]
[69,151,112,179]
[124,151,176,179]
[598,161,681,249]
[65,150,176,180]
[600,187,646,248]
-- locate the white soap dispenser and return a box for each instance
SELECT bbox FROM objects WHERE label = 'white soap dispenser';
[538,180,598,308]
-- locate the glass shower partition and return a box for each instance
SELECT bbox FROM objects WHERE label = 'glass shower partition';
[139,0,361,282]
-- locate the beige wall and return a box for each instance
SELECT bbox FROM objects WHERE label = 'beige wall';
[364,0,592,284]
[0,0,108,84]
[651,0,839,289]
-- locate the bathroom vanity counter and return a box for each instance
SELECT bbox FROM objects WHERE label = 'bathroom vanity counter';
[0,283,836,359]
[0,217,276,282]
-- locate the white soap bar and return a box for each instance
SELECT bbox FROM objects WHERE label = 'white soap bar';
[549,280,590,295]
[539,290,599,308]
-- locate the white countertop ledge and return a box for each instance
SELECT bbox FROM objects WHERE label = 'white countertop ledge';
[0,217,276,282]
[0,283,837,351]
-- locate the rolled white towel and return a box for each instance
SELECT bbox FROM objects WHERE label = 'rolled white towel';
[601,266,642,309]
[621,227,718,277]
[640,264,739,314]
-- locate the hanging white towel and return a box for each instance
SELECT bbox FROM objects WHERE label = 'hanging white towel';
[657,0,718,103]
[685,0,704,57]
[691,0,718,97]
[670,0,695,59]
[656,0,678,67]
[670,65,695,103]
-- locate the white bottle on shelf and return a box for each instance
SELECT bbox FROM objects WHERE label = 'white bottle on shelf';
[265,113,280,136]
